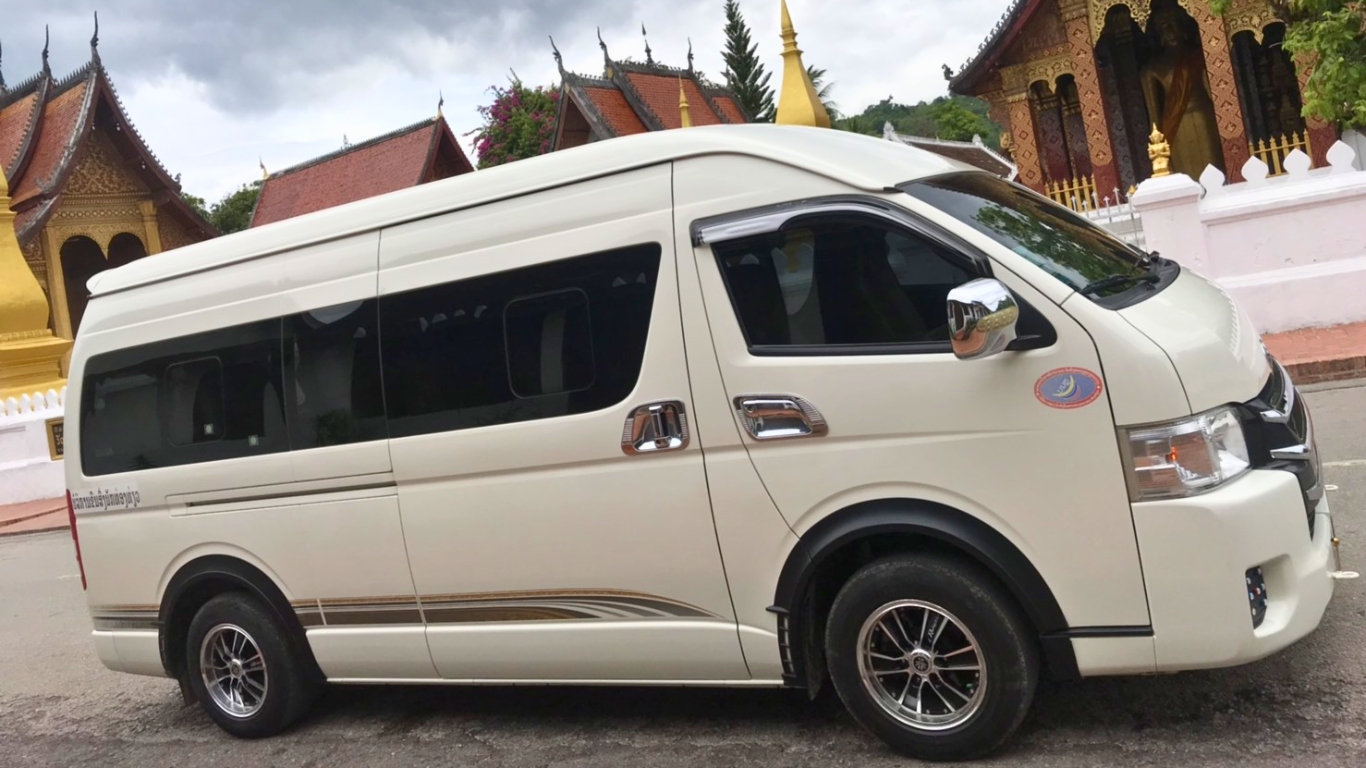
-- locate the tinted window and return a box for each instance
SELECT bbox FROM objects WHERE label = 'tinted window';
[380,244,660,438]
[81,320,287,476]
[284,300,387,449]
[713,220,974,349]
[900,173,1146,298]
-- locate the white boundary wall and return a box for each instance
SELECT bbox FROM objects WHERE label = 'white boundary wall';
[1131,141,1366,334]
[0,388,66,505]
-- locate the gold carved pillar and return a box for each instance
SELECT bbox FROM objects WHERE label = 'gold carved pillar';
[1060,0,1119,195]
[1186,2,1251,181]
[1291,52,1338,168]
[138,200,163,254]
[1003,66,1046,193]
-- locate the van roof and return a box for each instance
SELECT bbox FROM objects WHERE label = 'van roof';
[89,124,975,298]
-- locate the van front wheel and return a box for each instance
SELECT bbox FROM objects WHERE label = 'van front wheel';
[825,554,1038,762]
[185,593,313,737]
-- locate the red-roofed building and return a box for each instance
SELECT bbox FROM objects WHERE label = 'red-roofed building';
[550,35,750,151]
[251,116,473,228]
[1,26,215,344]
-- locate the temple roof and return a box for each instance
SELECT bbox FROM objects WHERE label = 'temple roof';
[948,0,1049,95]
[550,34,749,151]
[0,37,216,248]
[250,116,473,228]
[882,123,1018,180]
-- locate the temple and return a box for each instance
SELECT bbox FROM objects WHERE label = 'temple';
[251,114,473,227]
[549,30,750,150]
[948,0,1339,208]
[1,21,214,385]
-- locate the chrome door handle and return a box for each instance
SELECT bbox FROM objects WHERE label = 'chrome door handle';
[621,401,690,455]
[734,396,828,441]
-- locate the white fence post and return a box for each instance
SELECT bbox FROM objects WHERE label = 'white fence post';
[1129,173,1207,272]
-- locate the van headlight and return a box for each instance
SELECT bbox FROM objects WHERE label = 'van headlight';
[1121,406,1251,501]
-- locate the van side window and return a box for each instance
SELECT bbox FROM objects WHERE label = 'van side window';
[713,219,974,351]
[380,244,660,439]
[80,320,288,476]
[284,300,387,449]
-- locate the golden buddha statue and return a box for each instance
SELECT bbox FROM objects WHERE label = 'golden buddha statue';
[1140,13,1225,178]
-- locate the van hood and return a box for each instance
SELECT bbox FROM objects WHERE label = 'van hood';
[1118,268,1271,415]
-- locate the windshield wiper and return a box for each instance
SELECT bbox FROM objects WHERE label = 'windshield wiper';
[1080,272,1160,296]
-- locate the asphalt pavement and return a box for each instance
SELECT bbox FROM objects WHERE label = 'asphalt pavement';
[3,383,1365,767]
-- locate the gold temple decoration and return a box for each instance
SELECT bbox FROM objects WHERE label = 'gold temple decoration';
[679,78,693,128]
[775,0,830,128]
[0,169,72,400]
[1148,124,1172,178]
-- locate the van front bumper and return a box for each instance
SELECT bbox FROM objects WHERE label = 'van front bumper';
[1131,469,1335,672]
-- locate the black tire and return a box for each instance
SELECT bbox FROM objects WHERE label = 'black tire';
[825,554,1038,762]
[185,592,315,738]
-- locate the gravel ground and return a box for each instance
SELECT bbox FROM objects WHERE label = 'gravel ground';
[2,384,1363,767]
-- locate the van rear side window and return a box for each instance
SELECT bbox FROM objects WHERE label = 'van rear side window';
[380,243,660,438]
[80,320,288,476]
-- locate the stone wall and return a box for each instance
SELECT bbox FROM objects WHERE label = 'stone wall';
[1131,141,1366,334]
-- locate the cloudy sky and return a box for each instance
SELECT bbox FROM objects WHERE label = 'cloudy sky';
[7,0,1008,202]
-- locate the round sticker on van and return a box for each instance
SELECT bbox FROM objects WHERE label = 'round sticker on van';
[1035,368,1103,410]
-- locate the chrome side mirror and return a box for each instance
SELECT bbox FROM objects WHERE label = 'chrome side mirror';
[947,278,1020,361]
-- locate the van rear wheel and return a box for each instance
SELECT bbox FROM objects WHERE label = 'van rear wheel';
[825,554,1038,762]
[185,593,313,738]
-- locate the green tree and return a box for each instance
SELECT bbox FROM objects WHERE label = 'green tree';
[1211,0,1365,127]
[806,65,841,120]
[471,75,559,169]
[836,95,1001,148]
[722,0,774,121]
[930,99,997,142]
[208,182,262,235]
[180,192,209,221]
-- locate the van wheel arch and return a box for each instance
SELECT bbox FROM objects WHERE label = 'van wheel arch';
[773,499,1078,691]
[158,556,324,685]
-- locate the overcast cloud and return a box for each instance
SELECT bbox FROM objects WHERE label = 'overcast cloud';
[5,0,1008,201]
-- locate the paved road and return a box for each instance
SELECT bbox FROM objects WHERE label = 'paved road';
[4,384,1366,767]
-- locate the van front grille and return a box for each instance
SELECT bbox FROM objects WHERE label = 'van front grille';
[1244,358,1321,535]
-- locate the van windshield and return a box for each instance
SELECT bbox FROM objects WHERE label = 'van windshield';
[900,172,1172,304]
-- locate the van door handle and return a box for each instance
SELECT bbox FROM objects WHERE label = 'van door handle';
[734,396,828,441]
[621,401,690,455]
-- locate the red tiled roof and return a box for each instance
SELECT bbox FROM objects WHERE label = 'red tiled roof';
[625,73,723,129]
[581,87,648,136]
[252,119,471,228]
[11,81,89,204]
[0,92,41,170]
[712,95,747,124]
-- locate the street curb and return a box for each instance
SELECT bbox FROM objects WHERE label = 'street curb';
[1301,377,1366,394]
[0,512,68,538]
[1285,357,1366,386]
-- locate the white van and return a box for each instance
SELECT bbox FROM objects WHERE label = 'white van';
[65,125,1339,761]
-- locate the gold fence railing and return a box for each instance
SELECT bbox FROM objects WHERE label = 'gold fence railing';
[1250,132,1312,176]
[1046,174,1098,213]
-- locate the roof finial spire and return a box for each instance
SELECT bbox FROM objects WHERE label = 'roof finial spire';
[41,25,50,74]
[437,91,444,120]
[549,35,563,72]
[91,11,101,64]
[641,24,653,65]
[775,0,831,128]
[679,77,692,128]
[597,27,613,78]
[260,157,268,181]
[1,38,6,90]
[687,38,694,72]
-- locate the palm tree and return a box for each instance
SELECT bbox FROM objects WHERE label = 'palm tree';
[806,65,840,121]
